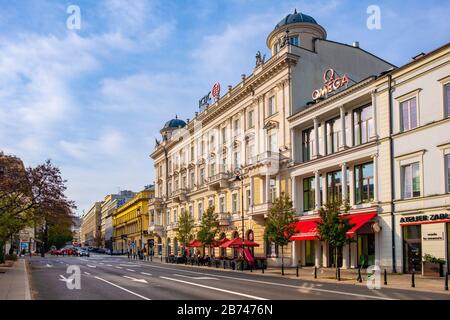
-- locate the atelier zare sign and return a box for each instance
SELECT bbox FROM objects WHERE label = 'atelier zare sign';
[400,213,450,225]
[312,68,349,100]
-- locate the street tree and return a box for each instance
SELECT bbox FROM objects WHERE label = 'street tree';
[176,209,194,255]
[197,206,219,255]
[315,200,355,276]
[264,193,296,274]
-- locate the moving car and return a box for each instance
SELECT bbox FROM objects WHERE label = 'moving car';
[78,248,90,257]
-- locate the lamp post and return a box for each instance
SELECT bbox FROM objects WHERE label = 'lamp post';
[233,168,245,271]
[138,207,143,260]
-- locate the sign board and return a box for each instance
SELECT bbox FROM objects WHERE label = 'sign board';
[312,68,349,100]
[400,213,450,225]
[20,242,29,251]
[199,83,221,110]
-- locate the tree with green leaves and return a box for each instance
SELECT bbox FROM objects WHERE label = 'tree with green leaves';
[264,193,296,272]
[316,200,355,276]
[197,206,219,255]
[176,208,194,255]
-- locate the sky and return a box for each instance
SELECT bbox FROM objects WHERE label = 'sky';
[0,0,449,216]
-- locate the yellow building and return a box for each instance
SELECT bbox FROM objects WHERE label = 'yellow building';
[112,187,154,254]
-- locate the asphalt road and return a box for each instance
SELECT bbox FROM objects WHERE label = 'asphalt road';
[28,254,450,300]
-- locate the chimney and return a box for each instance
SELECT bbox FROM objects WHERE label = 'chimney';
[352,41,359,48]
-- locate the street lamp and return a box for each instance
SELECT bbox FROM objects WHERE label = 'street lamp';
[233,168,245,271]
[138,207,143,260]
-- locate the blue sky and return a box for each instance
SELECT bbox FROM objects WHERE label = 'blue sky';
[0,0,449,215]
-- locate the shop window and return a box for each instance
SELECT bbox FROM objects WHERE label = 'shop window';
[354,162,374,204]
[353,105,374,145]
[302,127,314,162]
[266,241,279,258]
[303,176,315,211]
[357,234,375,268]
[403,225,422,273]
[400,97,418,131]
[401,162,420,199]
[305,241,315,266]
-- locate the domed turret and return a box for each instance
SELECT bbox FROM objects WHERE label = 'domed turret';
[160,115,186,141]
[267,9,326,54]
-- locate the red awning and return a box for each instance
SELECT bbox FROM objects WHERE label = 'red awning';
[219,237,260,248]
[290,218,320,241]
[289,212,378,241]
[187,239,203,248]
[346,212,377,237]
[210,237,230,248]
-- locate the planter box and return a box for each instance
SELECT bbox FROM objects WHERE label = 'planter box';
[422,262,443,277]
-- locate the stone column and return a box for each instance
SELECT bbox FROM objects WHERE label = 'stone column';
[265,174,270,203]
[341,162,348,203]
[315,240,321,267]
[342,244,349,269]
[314,170,320,210]
[292,176,298,214]
[291,128,296,162]
[350,242,358,268]
[371,90,378,139]
[372,153,379,203]
[322,174,327,206]
[339,106,347,150]
[313,117,320,159]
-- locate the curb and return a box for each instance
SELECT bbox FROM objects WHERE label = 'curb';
[22,259,32,300]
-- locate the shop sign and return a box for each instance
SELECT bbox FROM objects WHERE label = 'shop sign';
[423,232,444,241]
[312,68,349,100]
[199,83,221,110]
[400,213,450,225]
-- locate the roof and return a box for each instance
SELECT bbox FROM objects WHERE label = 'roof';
[275,9,318,29]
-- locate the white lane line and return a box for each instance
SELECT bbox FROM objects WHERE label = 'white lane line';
[87,264,97,268]
[146,264,394,300]
[94,276,151,300]
[126,269,135,272]
[116,266,123,269]
[106,264,113,267]
[173,274,218,280]
[140,272,152,276]
[123,276,148,284]
[84,272,91,275]
[160,276,267,300]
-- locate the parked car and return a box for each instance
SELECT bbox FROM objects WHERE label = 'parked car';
[97,248,106,254]
[78,248,90,257]
[50,249,62,256]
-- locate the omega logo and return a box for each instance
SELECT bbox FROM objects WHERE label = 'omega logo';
[312,68,349,100]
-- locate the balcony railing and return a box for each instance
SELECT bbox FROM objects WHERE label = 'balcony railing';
[218,212,231,226]
[166,221,179,231]
[207,172,231,190]
[171,188,188,203]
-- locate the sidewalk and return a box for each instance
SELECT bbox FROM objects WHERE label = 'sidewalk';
[142,257,450,295]
[0,258,32,300]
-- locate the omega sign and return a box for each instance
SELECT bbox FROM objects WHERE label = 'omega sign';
[312,68,349,100]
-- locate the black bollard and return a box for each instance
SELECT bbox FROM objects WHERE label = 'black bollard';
[445,272,448,291]
[411,270,415,288]
[337,268,341,281]
[150,255,152,262]
[262,263,264,274]
[223,260,226,269]
[281,263,284,276]
[384,269,387,285]
[314,266,317,279]
[296,264,299,277]
[250,264,252,272]
[357,267,362,283]
[160,255,162,262]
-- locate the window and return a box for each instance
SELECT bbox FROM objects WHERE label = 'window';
[402,162,420,198]
[201,140,205,156]
[246,189,251,210]
[210,135,215,151]
[198,202,203,220]
[168,160,172,173]
[199,168,205,185]
[400,97,418,131]
[190,171,195,188]
[234,119,240,137]
[232,193,238,213]
[248,110,254,128]
[269,179,277,203]
[221,127,227,145]
[150,210,154,224]
[173,209,177,223]
[302,128,314,161]
[189,206,193,219]
[289,36,299,46]
[447,155,450,192]
[246,140,255,164]
[303,177,315,211]
[0,166,4,176]
[233,151,240,170]
[168,182,172,195]
[326,117,341,155]
[353,105,374,145]
[210,163,216,177]
[166,210,170,225]
[219,197,225,213]
[208,198,214,209]
[327,170,345,204]
[268,96,276,116]
[222,156,227,173]
[354,162,374,204]
[445,84,450,117]
[190,144,195,161]
[268,130,277,153]
[182,175,187,189]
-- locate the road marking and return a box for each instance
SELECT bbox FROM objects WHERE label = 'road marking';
[123,276,148,284]
[160,276,267,300]
[46,264,52,268]
[146,264,394,300]
[59,275,73,284]
[116,266,123,269]
[173,274,218,280]
[94,276,151,300]
[140,272,152,276]
[87,264,96,268]
[126,269,135,272]
[84,272,91,275]
[106,264,113,267]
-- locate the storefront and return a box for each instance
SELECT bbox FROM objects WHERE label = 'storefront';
[400,213,450,273]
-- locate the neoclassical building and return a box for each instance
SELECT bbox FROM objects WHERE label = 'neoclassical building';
[148,10,394,266]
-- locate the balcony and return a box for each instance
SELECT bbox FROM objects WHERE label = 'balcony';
[249,202,272,218]
[246,151,281,176]
[166,221,179,231]
[150,197,163,210]
[171,188,188,203]
[149,222,164,235]
[207,172,231,191]
[218,212,231,226]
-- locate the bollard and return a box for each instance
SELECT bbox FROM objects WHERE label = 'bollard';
[241,261,244,272]
[384,269,387,285]
[337,268,341,281]
[445,272,448,291]
[411,270,415,288]
[314,266,317,279]
[150,255,152,262]
[160,255,163,262]
[281,263,284,276]
[250,264,253,272]
[223,260,226,269]
[357,267,362,283]
[262,263,264,274]
[296,264,299,277]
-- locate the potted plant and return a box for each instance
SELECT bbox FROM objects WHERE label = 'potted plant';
[422,254,446,277]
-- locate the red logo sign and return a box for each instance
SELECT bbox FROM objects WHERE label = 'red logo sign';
[212,83,221,98]
[312,68,349,100]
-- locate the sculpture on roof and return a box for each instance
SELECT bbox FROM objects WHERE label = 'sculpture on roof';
[255,51,266,67]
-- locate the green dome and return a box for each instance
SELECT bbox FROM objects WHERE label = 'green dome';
[275,9,317,29]
[162,117,186,130]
